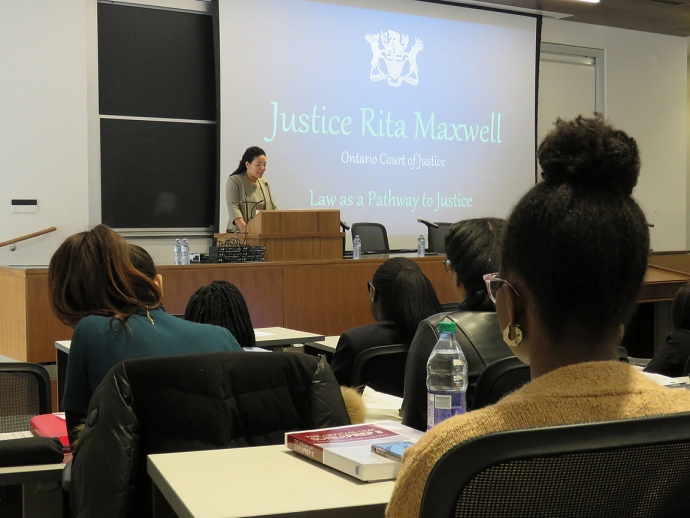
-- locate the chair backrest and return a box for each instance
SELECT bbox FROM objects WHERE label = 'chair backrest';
[351,344,407,397]
[427,222,452,253]
[71,352,350,518]
[471,356,530,410]
[0,363,51,432]
[419,412,690,518]
[351,222,389,253]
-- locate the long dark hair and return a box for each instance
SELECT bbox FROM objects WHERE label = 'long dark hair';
[501,115,649,342]
[372,258,443,343]
[184,280,256,348]
[445,218,505,311]
[673,283,690,331]
[230,146,266,176]
[48,224,162,327]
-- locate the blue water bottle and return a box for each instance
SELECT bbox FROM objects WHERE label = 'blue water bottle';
[353,235,361,260]
[427,321,467,430]
[418,234,425,257]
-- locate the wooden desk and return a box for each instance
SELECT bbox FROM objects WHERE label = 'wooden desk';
[0,462,65,518]
[148,445,394,518]
[4,260,690,364]
[305,335,339,354]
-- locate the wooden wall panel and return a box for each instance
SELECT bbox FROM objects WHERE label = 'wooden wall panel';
[25,273,73,363]
[0,270,28,361]
[283,261,380,337]
[158,264,284,328]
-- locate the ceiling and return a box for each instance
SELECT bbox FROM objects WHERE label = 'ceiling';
[451,0,690,37]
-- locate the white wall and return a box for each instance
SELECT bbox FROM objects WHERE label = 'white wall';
[0,7,687,266]
[542,19,688,252]
[0,1,89,266]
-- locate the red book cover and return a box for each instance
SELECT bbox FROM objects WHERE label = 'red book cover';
[30,413,69,450]
[287,424,399,462]
[285,422,424,481]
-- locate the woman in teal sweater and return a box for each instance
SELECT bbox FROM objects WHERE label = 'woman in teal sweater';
[49,225,241,447]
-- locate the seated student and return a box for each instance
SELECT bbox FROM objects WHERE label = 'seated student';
[386,115,690,518]
[401,218,513,430]
[48,225,242,446]
[184,280,256,349]
[645,282,690,377]
[330,257,443,386]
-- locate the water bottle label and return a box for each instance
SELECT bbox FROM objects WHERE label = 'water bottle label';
[427,390,466,430]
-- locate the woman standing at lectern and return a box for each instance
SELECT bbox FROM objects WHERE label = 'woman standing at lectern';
[226,146,279,232]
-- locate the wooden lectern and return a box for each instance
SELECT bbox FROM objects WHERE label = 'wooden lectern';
[243,209,344,262]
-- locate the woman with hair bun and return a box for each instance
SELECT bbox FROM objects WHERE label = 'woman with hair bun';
[226,146,278,232]
[386,115,690,518]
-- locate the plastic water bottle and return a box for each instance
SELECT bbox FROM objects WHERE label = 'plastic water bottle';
[353,235,361,260]
[181,238,190,265]
[173,238,182,265]
[418,234,425,257]
[427,321,468,430]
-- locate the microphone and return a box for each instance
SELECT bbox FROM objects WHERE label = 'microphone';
[417,217,439,229]
[340,221,350,231]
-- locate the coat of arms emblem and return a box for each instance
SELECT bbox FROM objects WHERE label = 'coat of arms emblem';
[365,30,423,87]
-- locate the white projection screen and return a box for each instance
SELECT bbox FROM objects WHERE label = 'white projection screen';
[215,0,539,248]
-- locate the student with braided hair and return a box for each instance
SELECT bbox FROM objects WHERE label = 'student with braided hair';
[184,281,256,349]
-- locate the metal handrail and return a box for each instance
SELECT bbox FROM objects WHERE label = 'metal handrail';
[0,227,57,251]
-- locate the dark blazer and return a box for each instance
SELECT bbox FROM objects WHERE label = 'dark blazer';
[644,329,690,378]
[401,311,514,431]
[331,320,405,386]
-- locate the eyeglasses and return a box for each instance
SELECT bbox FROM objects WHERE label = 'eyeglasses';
[367,281,374,293]
[443,259,452,274]
[483,273,520,303]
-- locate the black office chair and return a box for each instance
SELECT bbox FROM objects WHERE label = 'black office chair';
[419,411,690,518]
[351,222,390,253]
[471,356,531,411]
[427,222,452,253]
[0,363,51,433]
[70,352,350,518]
[351,344,407,397]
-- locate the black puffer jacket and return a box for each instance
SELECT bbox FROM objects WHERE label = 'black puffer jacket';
[401,311,514,431]
[70,352,350,518]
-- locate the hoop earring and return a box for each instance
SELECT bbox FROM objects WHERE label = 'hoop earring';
[502,323,523,346]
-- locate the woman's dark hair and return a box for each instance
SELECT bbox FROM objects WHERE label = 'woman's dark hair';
[48,224,162,327]
[445,218,505,311]
[230,146,266,176]
[672,283,690,331]
[128,244,157,280]
[184,281,255,348]
[372,257,443,343]
[501,114,650,342]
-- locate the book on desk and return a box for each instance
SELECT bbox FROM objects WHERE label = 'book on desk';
[286,420,422,481]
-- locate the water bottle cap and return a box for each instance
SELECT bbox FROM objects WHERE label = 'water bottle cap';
[438,321,456,333]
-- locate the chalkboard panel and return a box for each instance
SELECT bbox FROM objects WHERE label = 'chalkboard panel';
[98,3,216,121]
[100,118,216,229]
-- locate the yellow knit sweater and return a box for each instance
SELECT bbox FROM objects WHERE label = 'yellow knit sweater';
[386,361,690,518]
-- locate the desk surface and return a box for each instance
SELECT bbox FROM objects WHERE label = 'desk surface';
[0,462,65,485]
[56,327,325,353]
[148,444,394,518]
[304,335,339,354]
